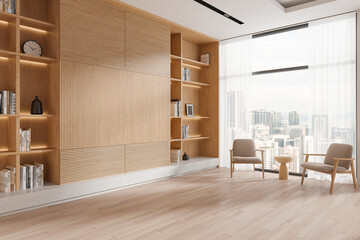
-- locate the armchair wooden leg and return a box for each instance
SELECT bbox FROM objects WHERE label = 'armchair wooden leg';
[232,163,234,172]
[351,161,357,189]
[230,162,233,178]
[330,161,338,194]
[301,169,306,184]
[253,164,255,172]
[262,162,264,179]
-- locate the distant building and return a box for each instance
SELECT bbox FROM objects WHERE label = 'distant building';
[289,111,299,125]
[312,115,329,140]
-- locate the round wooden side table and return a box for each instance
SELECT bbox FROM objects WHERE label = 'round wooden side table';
[274,156,292,180]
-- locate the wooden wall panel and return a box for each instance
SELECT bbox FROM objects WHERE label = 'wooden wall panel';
[60,145,125,184]
[126,142,169,172]
[60,61,128,149]
[60,0,126,70]
[126,71,170,144]
[126,12,170,77]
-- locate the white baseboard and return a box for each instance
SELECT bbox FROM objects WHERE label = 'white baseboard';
[0,157,218,216]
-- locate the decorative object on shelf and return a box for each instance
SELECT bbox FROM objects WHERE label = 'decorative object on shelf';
[22,40,43,57]
[186,104,194,117]
[31,96,43,115]
[182,67,190,81]
[182,125,189,139]
[200,53,210,64]
[182,152,190,161]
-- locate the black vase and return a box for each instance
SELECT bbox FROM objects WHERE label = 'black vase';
[31,96,43,115]
[183,152,190,161]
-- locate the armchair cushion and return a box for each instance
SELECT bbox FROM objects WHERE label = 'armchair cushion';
[301,162,347,173]
[233,139,256,157]
[324,143,353,170]
[232,157,262,164]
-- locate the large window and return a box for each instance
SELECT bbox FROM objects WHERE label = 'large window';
[220,13,356,181]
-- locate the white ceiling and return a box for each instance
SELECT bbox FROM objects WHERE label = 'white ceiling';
[119,0,360,40]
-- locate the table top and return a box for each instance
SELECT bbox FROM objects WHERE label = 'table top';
[274,156,292,163]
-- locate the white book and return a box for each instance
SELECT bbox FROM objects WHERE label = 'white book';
[9,92,16,114]
[19,165,26,190]
[26,129,31,151]
[5,166,16,191]
[185,68,190,81]
[24,164,34,189]
[1,90,8,114]
[0,0,4,11]
[34,163,44,187]
[10,0,15,13]
[200,53,210,64]
[0,169,11,192]
[171,102,178,117]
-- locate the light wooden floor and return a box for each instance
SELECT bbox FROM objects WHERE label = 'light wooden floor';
[0,168,360,240]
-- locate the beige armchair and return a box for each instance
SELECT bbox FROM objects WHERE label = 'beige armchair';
[229,139,264,178]
[301,143,357,193]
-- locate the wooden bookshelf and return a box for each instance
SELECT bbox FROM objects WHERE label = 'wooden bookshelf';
[170,32,219,162]
[0,0,60,191]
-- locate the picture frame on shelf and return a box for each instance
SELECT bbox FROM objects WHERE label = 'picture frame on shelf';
[186,104,194,117]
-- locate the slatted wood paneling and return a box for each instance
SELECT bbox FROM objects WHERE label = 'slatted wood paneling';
[60,145,125,184]
[126,142,170,172]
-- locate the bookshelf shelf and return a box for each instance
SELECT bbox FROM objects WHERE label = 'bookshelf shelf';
[0,11,16,22]
[0,151,17,157]
[0,49,17,59]
[18,148,56,155]
[170,78,182,82]
[170,55,210,68]
[183,81,210,87]
[170,137,210,142]
[183,116,210,120]
[19,53,56,64]
[20,16,56,31]
[20,114,55,118]
[0,114,18,118]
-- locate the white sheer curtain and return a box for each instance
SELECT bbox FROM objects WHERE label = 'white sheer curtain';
[219,13,356,181]
[308,13,356,183]
[220,36,252,168]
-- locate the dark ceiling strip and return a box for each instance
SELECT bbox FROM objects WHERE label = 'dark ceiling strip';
[252,23,309,39]
[193,0,244,25]
[252,65,309,75]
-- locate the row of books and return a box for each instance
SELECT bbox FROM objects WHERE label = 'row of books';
[0,0,16,14]
[0,163,44,192]
[20,128,31,152]
[181,67,191,81]
[182,125,189,139]
[171,99,181,117]
[200,53,210,65]
[171,149,181,163]
[0,90,16,114]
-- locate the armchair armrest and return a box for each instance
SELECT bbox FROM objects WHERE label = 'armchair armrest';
[333,158,355,161]
[304,153,326,156]
[303,153,326,163]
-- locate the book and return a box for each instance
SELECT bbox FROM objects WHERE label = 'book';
[200,53,210,64]
[171,102,178,117]
[170,149,181,163]
[182,68,190,81]
[24,164,34,189]
[20,128,31,152]
[0,169,11,192]
[182,125,189,139]
[1,90,8,114]
[34,163,44,187]
[19,165,26,190]
[0,0,3,12]
[9,91,16,114]
[5,166,16,191]
[4,0,8,13]
[10,0,15,14]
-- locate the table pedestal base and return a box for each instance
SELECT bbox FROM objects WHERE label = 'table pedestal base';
[279,163,288,180]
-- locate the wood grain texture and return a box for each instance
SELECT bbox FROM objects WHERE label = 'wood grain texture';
[1,168,359,239]
[60,61,127,149]
[125,11,170,77]
[126,71,170,144]
[60,145,125,184]
[126,141,169,172]
[60,0,126,70]
[183,40,200,61]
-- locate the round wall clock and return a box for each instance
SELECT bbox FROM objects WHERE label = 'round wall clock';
[22,40,42,56]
